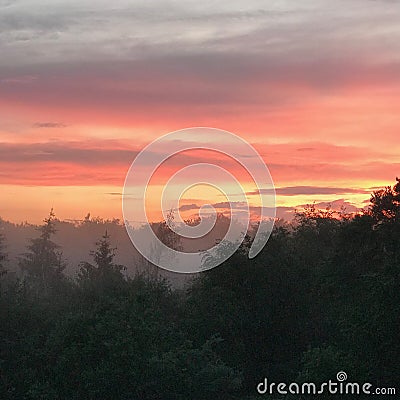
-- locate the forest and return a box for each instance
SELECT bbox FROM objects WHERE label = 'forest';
[0,179,399,399]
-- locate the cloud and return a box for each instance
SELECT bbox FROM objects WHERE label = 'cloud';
[248,186,370,196]
[1,0,400,69]
[2,55,400,115]
[179,203,200,212]
[0,75,37,84]
[33,122,67,128]
[0,139,137,164]
[1,1,399,140]
[0,138,398,187]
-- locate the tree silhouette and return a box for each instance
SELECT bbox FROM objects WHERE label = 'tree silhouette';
[369,177,400,223]
[19,209,65,293]
[151,209,182,253]
[144,209,182,278]
[78,231,126,288]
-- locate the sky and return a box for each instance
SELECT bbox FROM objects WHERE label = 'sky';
[0,0,399,224]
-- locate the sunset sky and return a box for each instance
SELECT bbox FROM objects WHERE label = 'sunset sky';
[1,0,399,224]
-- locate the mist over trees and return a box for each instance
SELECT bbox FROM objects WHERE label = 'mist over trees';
[0,179,399,399]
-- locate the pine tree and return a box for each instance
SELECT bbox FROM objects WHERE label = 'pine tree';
[78,231,125,287]
[19,209,65,292]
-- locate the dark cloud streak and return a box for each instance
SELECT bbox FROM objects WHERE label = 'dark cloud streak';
[248,186,370,196]
[33,122,67,128]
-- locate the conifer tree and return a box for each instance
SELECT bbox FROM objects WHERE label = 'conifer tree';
[19,209,65,292]
[78,231,125,286]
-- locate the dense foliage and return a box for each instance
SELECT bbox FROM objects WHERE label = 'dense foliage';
[0,180,399,399]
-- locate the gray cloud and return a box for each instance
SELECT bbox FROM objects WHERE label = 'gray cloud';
[0,140,138,165]
[248,186,370,196]
[1,0,399,78]
[33,122,67,128]
[297,147,315,152]
[1,52,400,121]
[179,203,200,212]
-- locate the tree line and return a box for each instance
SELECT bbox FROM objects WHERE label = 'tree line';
[0,179,399,399]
